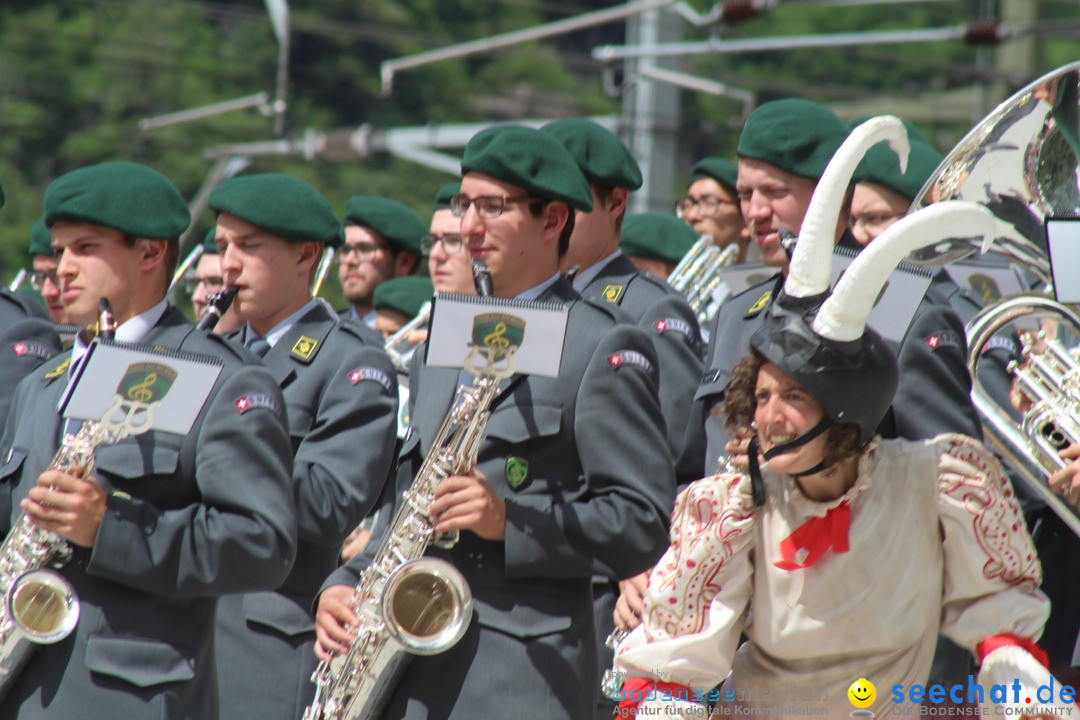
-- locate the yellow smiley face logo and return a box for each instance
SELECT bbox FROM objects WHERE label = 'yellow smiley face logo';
[848,678,876,709]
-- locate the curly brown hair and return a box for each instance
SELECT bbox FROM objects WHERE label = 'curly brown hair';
[722,349,868,470]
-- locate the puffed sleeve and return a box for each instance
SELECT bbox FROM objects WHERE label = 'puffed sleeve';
[616,472,755,692]
[936,433,1049,651]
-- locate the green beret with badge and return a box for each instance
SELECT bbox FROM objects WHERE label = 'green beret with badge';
[460,125,594,212]
[857,139,944,202]
[541,118,643,190]
[620,212,699,265]
[737,98,849,181]
[28,217,52,257]
[210,173,343,248]
[372,276,434,319]
[44,161,190,239]
[344,196,426,255]
[434,182,461,210]
[690,157,739,194]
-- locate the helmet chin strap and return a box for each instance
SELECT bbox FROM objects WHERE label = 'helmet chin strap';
[747,417,834,506]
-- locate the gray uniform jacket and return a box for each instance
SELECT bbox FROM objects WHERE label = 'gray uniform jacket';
[0,313,63,427]
[216,304,399,719]
[683,263,982,483]
[0,305,296,720]
[323,278,674,720]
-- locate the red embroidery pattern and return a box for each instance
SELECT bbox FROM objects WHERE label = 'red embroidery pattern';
[939,436,1040,592]
[644,474,755,640]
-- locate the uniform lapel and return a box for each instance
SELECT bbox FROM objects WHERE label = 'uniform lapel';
[264,304,336,388]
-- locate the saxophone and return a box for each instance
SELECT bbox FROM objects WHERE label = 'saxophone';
[0,298,151,699]
[304,262,512,720]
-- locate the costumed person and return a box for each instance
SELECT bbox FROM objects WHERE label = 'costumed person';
[613,199,1073,717]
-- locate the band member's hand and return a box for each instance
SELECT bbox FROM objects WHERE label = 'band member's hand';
[314,585,359,662]
[614,572,650,631]
[430,468,506,540]
[23,468,107,548]
[340,526,372,565]
[724,429,755,472]
[1050,443,1080,509]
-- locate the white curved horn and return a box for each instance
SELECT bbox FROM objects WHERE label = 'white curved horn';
[813,202,997,342]
[785,116,911,299]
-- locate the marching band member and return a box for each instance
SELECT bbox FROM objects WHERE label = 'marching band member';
[616,202,1064,717]
[619,212,700,280]
[676,156,750,264]
[338,196,426,329]
[207,173,399,720]
[314,125,674,720]
[426,181,476,296]
[372,276,434,340]
[0,161,296,719]
[185,227,241,333]
[27,216,66,324]
[542,117,703,720]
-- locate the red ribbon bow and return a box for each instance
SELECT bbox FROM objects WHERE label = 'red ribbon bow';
[774,501,851,571]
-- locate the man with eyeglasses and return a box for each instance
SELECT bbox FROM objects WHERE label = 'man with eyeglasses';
[338,196,426,329]
[27,216,67,324]
[184,228,242,333]
[203,173,399,720]
[542,116,703,720]
[314,125,673,720]
[676,156,751,264]
[425,181,476,295]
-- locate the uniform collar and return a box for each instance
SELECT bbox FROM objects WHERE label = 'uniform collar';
[570,250,622,292]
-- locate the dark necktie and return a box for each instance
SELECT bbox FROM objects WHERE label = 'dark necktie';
[247,336,271,358]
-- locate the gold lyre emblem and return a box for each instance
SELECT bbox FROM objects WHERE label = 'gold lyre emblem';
[601,284,624,303]
[291,335,318,360]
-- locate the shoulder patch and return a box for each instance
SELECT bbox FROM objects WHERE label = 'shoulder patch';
[44,357,71,379]
[608,349,657,384]
[745,290,772,318]
[11,340,54,361]
[925,331,962,351]
[601,284,625,304]
[347,366,395,395]
[291,335,319,361]
[234,393,283,419]
[654,317,695,343]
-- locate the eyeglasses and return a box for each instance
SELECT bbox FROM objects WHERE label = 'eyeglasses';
[30,271,59,292]
[449,195,539,219]
[675,195,737,219]
[849,212,904,232]
[420,233,465,255]
[338,242,391,262]
[184,274,225,295]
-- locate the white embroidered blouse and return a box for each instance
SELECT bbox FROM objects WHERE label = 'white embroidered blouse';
[616,434,1049,715]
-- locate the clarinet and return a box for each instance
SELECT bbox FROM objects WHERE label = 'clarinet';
[196,286,238,332]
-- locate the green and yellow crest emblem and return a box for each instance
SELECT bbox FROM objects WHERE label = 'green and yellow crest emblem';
[745,290,772,317]
[44,357,71,380]
[472,313,525,357]
[118,362,177,404]
[968,273,1001,304]
[601,284,625,303]
[291,335,318,360]
[506,457,529,488]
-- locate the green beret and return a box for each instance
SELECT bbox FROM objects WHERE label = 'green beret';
[857,140,944,202]
[737,99,848,181]
[344,196,426,255]
[28,217,52,257]
[210,173,342,248]
[848,115,933,148]
[541,118,643,191]
[372,276,434,318]
[689,157,738,194]
[461,125,594,212]
[44,161,189,240]
[434,182,460,210]
[202,226,219,254]
[620,212,700,265]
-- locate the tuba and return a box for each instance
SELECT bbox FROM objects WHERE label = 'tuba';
[925,61,1080,537]
[667,235,739,325]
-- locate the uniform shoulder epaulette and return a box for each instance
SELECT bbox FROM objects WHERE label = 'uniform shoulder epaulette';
[0,288,47,321]
[184,330,248,366]
[336,315,383,347]
[628,269,676,296]
[579,297,624,326]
